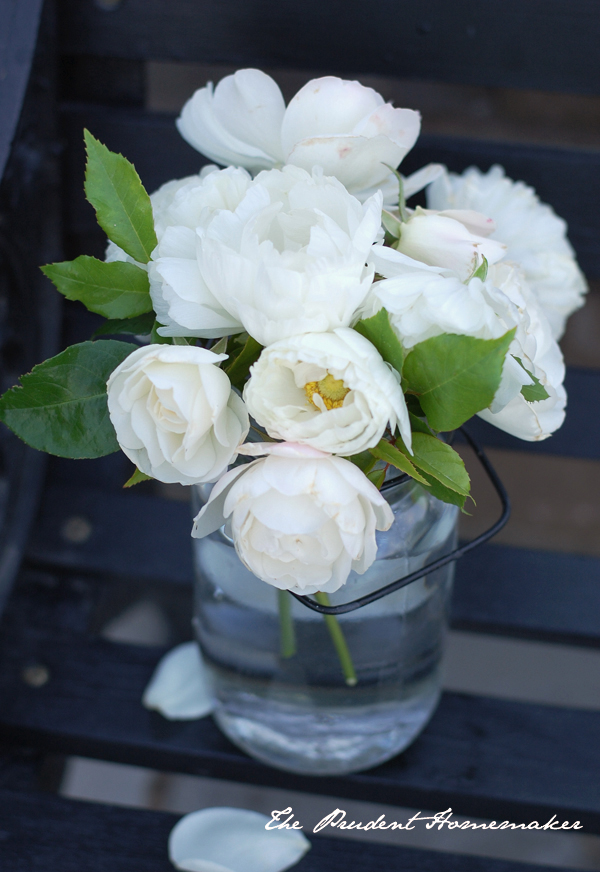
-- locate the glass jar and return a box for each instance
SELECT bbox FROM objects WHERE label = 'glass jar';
[192,474,458,776]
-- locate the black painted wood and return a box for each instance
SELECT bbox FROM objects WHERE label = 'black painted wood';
[60,104,600,278]
[58,0,600,95]
[1,787,578,872]
[0,584,599,833]
[27,484,193,585]
[24,481,600,646]
[453,543,600,646]
[0,0,45,180]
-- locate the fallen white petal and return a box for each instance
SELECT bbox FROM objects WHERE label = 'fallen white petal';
[142,642,214,720]
[169,807,311,872]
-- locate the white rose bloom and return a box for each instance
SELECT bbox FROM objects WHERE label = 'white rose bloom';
[427,165,587,339]
[478,263,566,441]
[176,69,420,202]
[366,247,566,440]
[366,246,510,348]
[243,328,411,455]
[107,344,249,485]
[147,167,251,338]
[194,165,382,346]
[393,207,506,281]
[105,167,220,267]
[192,442,394,595]
[104,166,246,339]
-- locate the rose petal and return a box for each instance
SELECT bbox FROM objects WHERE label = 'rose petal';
[142,642,214,720]
[176,72,283,171]
[403,163,445,199]
[169,807,311,872]
[281,76,384,155]
[192,463,255,538]
[237,442,329,458]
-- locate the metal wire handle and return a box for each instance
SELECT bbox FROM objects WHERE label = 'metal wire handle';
[289,427,510,616]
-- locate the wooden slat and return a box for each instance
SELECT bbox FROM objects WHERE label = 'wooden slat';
[0,0,44,180]
[60,104,600,278]
[25,480,600,647]
[58,0,600,95]
[27,484,193,585]
[452,543,600,646]
[1,787,572,872]
[1,580,599,832]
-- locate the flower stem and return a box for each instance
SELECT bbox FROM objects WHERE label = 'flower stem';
[314,592,357,687]
[277,590,296,658]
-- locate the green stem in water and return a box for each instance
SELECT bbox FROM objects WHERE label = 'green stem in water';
[277,590,296,659]
[314,592,357,687]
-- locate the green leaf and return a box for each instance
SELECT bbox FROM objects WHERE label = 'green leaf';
[521,379,550,403]
[151,321,173,345]
[513,356,551,402]
[381,209,402,242]
[84,129,157,264]
[405,393,426,418]
[93,312,155,337]
[0,340,133,458]
[210,336,228,356]
[369,439,429,485]
[419,470,467,509]
[406,432,470,496]
[42,256,152,319]
[409,411,434,435]
[225,334,263,390]
[470,255,488,282]
[349,450,378,474]
[354,308,404,376]
[403,329,515,431]
[367,468,386,489]
[124,467,152,487]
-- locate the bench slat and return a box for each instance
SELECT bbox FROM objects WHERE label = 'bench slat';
[1,589,599,831]
[58,0,600,96]
[61,104,600,278]
[0,786,574,872]
[453,543,600,645]
[25,483,600,646]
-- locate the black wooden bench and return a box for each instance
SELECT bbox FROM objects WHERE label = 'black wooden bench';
[1,1,600,869]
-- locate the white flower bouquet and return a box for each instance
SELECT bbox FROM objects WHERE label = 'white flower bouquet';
[0,69,587,604]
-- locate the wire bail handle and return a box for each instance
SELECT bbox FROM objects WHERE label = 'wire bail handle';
[290,427,510,616]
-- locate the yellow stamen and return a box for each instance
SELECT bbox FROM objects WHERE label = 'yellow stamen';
[304,373,350,410]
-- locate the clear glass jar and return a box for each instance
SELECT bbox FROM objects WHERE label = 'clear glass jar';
[192,474,458,776]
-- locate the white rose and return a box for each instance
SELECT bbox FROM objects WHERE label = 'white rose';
[107,344,249,485]
[176,69,420,202]
[194,165,382,346]
[243,328,411,455]
[427,165,587,339]
[104,166,247,339]
[393,207,506,281]
[365,246,510,348]
[365,247,566,440]
[147,167,251,338]
[478,262,566,441]
[192,442,394,595]
[105,167,221,267]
